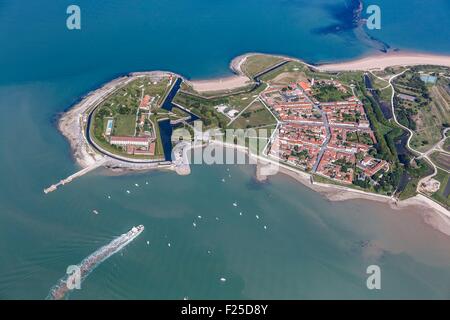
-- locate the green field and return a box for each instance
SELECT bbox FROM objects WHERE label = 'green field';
[241,54,285,78]
[219,83,268,112]
[151,115,165,157]
[431,168,450,208]
[172,92,229,129]
[230,100,277,129]
[257,61,308,82]
[113,114,136,136]
[430,151,450,171]
[444,137,450,152]
[398,158,434,200]
[312,83,352,102]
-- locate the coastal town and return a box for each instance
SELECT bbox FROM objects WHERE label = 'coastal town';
[263,79,388,186]
[54,53,450,217]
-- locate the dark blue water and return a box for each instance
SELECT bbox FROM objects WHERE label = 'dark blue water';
[161,78,183,112]
[158,120,174,161]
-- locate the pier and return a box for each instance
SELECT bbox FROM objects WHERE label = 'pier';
[44,158,107,194]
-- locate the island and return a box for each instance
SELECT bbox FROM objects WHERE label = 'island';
[52,52,450,233]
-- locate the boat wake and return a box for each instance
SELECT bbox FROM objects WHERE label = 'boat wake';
[46,225,144,300]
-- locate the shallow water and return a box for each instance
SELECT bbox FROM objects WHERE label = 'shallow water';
[0,0,450,299]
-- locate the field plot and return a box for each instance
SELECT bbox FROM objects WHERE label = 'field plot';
[241,54,285,78]
[431,169,450,208]
[259,61,310,83]
[430,151,450,171]
[230,100,277,129]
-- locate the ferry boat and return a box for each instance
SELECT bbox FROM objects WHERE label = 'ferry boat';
[47,225,144,300]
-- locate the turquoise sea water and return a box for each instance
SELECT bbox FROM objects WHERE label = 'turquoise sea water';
[0,0,450,299]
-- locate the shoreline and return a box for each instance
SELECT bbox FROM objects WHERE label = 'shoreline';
[57,51,450,233]
[57,71,178,171]
[185,50,450,93]
[275,163,450,236]
[210,141,450,235]
[317,50,450,71]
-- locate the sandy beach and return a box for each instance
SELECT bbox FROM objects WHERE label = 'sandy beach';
[188,75,251,93]
[318,51,450,71]
[187,51,450,93]
[187,53,253,93]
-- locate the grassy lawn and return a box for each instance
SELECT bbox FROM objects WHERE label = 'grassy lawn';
[114,114,136,136]
[334,71,365,88]
[241,54,285,78]
[399,179,418,200]
[217,83,268,112]
[444,137,450,152]
[312,83,352,102]
[369,75,389,89]
[172,92,229,129]
[378,86,393,103]
[151,116,165,158]
[259,61,309,83]
[431,169,450,208]
[230,100,277,129]
[398,158,434,200]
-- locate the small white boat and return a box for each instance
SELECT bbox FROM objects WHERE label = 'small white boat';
[239,212,242,216]
[135,183,139,187]
[221,178,225,182]
[220,277,227,282]
[126,190,131,194]
[168,243,171,247]
[107,195,111,199]
[233,202,238,207]
[145,181,149,185]
[197,215,202,219]
[92,210,99,215]
[215,217,219,221]
[256,215,260,219]
[263,225,267,230]
[146,241,150,245]
[193,222,197,227]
